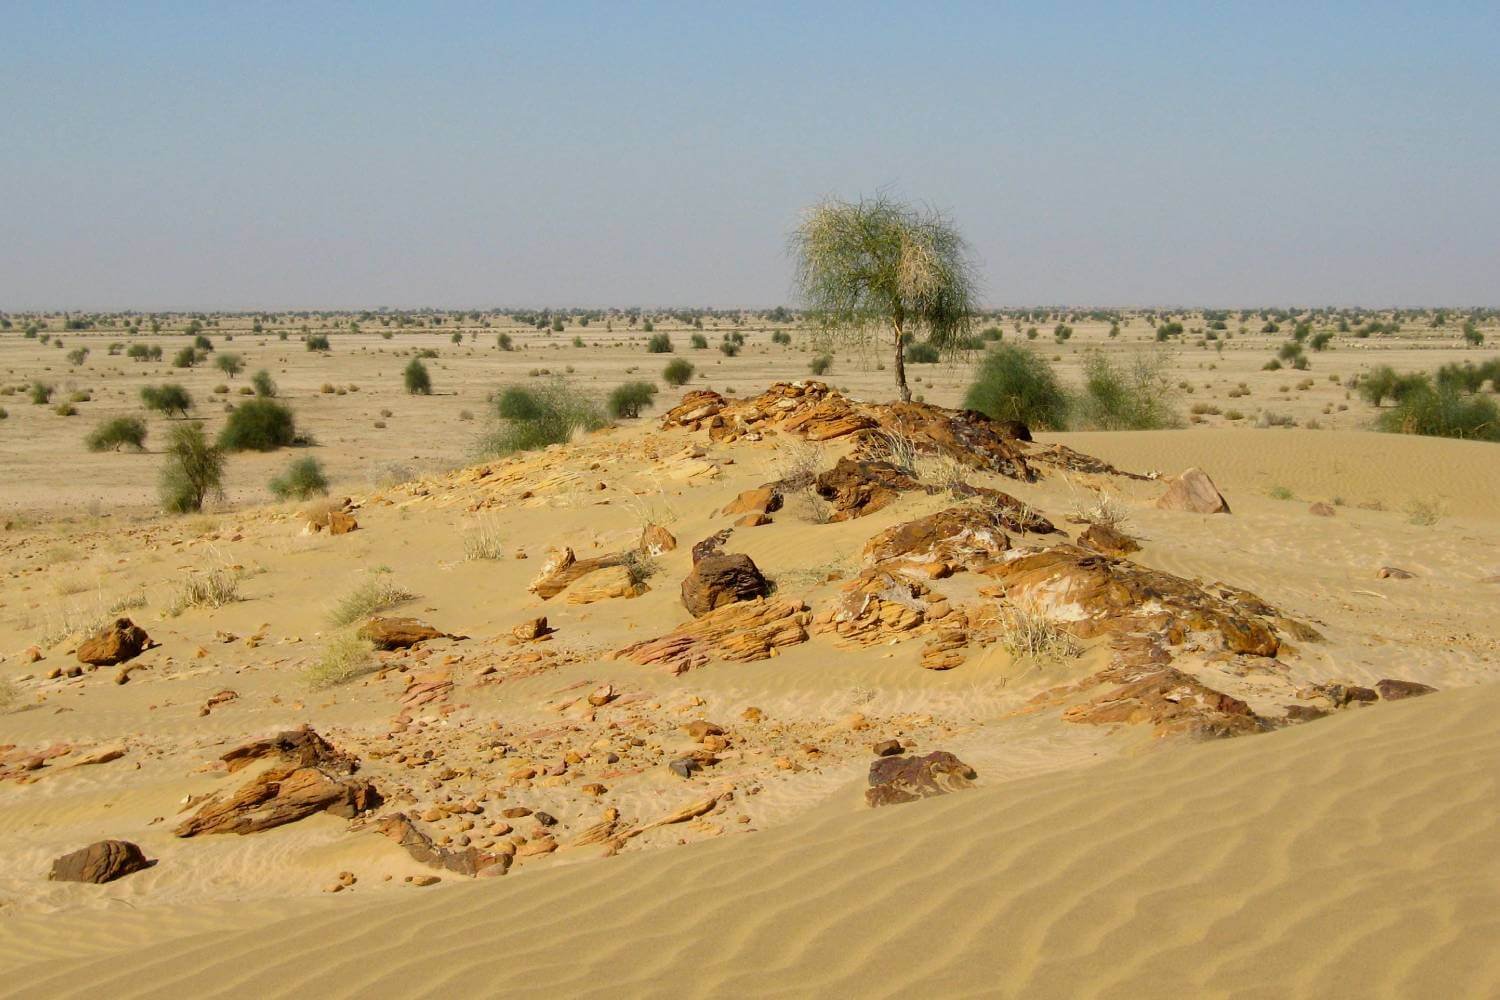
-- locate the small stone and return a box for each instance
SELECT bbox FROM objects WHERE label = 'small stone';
[872,739,904,757]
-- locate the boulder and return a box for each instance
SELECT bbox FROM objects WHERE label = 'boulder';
[359,617,447,650]
[1078,522,1140,558]
[511,616,552,641]
[566,565,646,604]
[76,618,152,667]
[528,547,627,600]
[1376,678,1438,701]
[681,553,768,617]
[175,765,381,837]
[613,598,809,674]
[721,486,782,518]
[865,750,977,807]
[639,523,677,555]
[327,510,359,535]
[49,840,153,884]
[1156,468,1230,514]
[813,457,921,521]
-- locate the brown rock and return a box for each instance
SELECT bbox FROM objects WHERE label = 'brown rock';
[1376,679,1437,701]
[684,720,724,741]
[176,766,381,837]
[1078,522,1141,558]
[721,486,783,518]
[511,616,552,641]
[374,813,509,877]
[872,739,904,757]
[1050,663,1269,740]
[862,505,1009,577]
[639,523,677,555]
[1308,502,1336,517]
[76,618,153,667]
[565,564,646,604]
[49,840,153,884]
[1377,566,1415,580]
[813,457,920,521]
[528,547,628,600]
[327,510,358,535]
[690,528,734,565]
[24,645,42,663]
[865,751,977,807]
[360,617,447,650]
[613,598,809,674]
[681,553,768,617]
[1155,468,1230,514]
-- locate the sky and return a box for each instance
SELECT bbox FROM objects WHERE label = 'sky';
[2,1,1497,310]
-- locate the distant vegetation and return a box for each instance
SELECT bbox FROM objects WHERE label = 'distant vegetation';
[269,456,330,500]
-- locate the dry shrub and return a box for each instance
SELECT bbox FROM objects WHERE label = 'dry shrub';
[462,517,505,561]
[328,574,414,628]
[169,567,240,615]
[996,601,1081,663]
[304,630,377,688]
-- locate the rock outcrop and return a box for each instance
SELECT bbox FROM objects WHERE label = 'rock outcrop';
[813,457,920,521]
[566,565,646,604]
[613,598,810,674]
[528,547,627,600]
[865,750,977,807]
[862,505,1010,578]
[375,813,510,877]
[360,617,448,650]
[49,840,153,884]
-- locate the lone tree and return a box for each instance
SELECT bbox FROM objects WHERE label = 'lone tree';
[791,195,977,401]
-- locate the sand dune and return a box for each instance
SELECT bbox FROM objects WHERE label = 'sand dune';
[9,683,1498,1000]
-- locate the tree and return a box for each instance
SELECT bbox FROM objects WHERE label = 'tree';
[159,423,225,513]
[403,358,432,395]
[791,195,977,401]
[216,352,244,378]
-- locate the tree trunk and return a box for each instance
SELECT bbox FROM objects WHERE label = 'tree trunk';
[892,321,911,402]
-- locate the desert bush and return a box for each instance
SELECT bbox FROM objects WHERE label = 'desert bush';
[462,517,505,560]
[996,600,1081,662]
[29,381,53,405]
[269,456,330,500]
[403,358,432,395]
[646,333,673,353]
[218,398,296,451]
[903,341,941,364]
[329,574,414,627]
[66,347,89,365]
[159,422,225,513]
[478,379,605,457]
[126,343,161,361]
[689,333,708,349]
[305,333,331,351]
[719,338,740,357]
[1377,381,1500,441]
[1309,331,1334,351]
[250,369,277,397]
[167,567,239,614]
[86,416,148,452]
[193,334,213,351]
[1074,349,1181,430]
[215,352,244,378]
[607,381,658,419]
[771,330,792,345]
[304,630,377,689]
[809,353,834,376]
[173,346,198,368]
[141,383,193,417]
[962,345,1068,430]
[663,358,696,386]
[54,403,78,416]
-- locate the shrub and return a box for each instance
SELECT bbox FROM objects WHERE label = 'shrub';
[646,333,673,353]
[1074,350,1182,430]
[159,422,225,513]
[86,417,148,452]
[497,332,514,351]
[29,381,54,405]
[663,358,696,386]
[719,339,740,357]
[304,631,376,689]
[269,456,330,500]
[1309,331,1334,351]
[403,358,432,395]
[54,403,78,416]
[250,369,277,397]
[140,383,194,417]
[215,352,244,378]
[329,574,414,627]
[980,326,1003,342]
[218,398,297,451]
[193,334,213,351]
[690,333,708,349]
[306,333,331,351]
[607,381,659,419]
[1377,381,1500,441]
[66,347,90,365]
[963,345,1069,430]
[478,379,606,457]
[903,341,941,364]
[809,353,834,376]
[771,330,792,345]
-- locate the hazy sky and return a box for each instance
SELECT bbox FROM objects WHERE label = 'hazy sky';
[3,2,1497,309]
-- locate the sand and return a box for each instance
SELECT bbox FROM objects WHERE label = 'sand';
[2,311,1499,999]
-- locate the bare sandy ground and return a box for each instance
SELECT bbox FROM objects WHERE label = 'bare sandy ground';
[2,313,1498,999]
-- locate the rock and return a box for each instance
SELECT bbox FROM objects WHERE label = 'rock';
[721,486,782,518]
[69,744,127,767]
[587,683,616,707]
[1283,704,1329,723]
[176,766,382,837]
[528,547,628,600]
[220,726,357,773]
[1078,523,1140,558]
[76,618,153,667]
[1376,678,1438,701]
[613,598,809,674]
[872,739,904,757]
[49,840,153,884]
[565,565,646,604]
[865,751,977,807]
[813,457,920,521]
[862,505,1009,578]
[815,569,931,647]
[23,645,42,663]
[1377,566,1415,580]
[690,528,734,565]
[1155,468,1230,514]
[1309,502,1336,517]
[409,874,441,887]
[639,523,677,555]
[681,553,768,617]
[1047,662,1270,740]
[327,511,358,535]
[511,616,552,641]
[360,617,447,650]
[374,813,509,877]
[684,720,724,741]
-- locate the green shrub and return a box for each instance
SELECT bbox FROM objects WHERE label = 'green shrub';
[193,334,213,351]
[771,330,792,345]
[269,456,330,500]
[497,332,514,351]
[54,403,78,416]
[141,383,193,417]
[29,381,54,404]
[690,333,708,349]
[173,346,197,368]
[250,369,277,397]
[478,379,605,457]
[66,347,90,365]
[403,358,432,395]
[218,398,297,451]
[1309,331,1334,351]
[1377,381,1499,441]
[306,334,331,351]
[809,353,834,376]
[962,345,1069,430]
[126,343,162,361]
[86,416,148,452]
[215,352,244,378]
[1074,350,1182,430]
[647,333,673,353]
[663,358,696,386]
[980,326,1003,342]
[903,341,941,364]
[159,423,225,513]
[606,381,659,419]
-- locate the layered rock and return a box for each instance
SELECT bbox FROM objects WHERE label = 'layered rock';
[865,750,977,807]
[49,840,153,884]
[359,617,448,650]
[862,505,1010,578]
[681,553,768,617]
[566,565,646,604]
[814,569,933,647]
[528,547,627,600]
[612,598,810,674]
[813,458,920,521]
[374,813,510,877]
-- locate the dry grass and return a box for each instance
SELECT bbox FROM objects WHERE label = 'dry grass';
[461,517,505,561]
[1404,497,1445,527]
[1067,485,1130,529]
[36,598,114,650]
[868,426,919,475]
[328,574,414,627]
[304,630,377,689]
[996,601,1082,663]
[769,436,826,489]
[168,567,240,616]
[916,452,972,494]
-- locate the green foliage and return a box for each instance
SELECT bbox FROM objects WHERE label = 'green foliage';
[269,456,330,500]
[719,338,741,357]
[791,194,977,401]
[771,330,792,345]
[1309,331,1334,351]
[86,416,148,452]
[690,333,708,349]
[250,369,277,397]
[1377,379,1499,441]
[809,353,834,376]
[218,398,297,452]
[215,352,244,377]
[903,341,941,364]
[159,422,225,513]
[193,334,214,351]
[647,333,673,353]
[663,358,695,386]
[306,333,331,351]
[478,379,605,457]
[1357,366,1427,407]
[1074,350,1182,430]
[141,383,194,417]
[606,381,659,419]
[962,345,1069,431]
[65,346,90,365]
[29,381,53,404]
[126,343,162,361]
[403,358,432,395]
[172,346,197,368]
